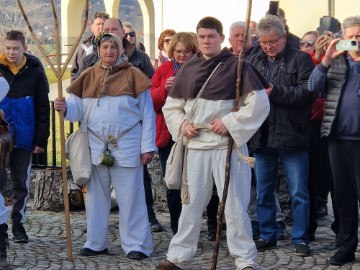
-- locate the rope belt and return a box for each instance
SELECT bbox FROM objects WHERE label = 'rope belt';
[87,123,139,148]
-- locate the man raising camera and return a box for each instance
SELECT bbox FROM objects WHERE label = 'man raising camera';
[308,15,360,267]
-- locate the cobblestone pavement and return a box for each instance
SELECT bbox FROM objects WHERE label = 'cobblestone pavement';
[4,200,360,270]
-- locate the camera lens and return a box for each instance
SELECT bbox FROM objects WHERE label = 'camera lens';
[351,41,357,45]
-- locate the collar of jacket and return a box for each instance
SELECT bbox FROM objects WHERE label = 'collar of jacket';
[122,38,136,59]
[258,43,291,62]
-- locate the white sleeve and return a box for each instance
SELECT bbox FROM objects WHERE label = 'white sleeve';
[222,89,270,147]
[162,96,187,141]
[138,90,157,154]
[0,77,9,102]
[64,93,84,122]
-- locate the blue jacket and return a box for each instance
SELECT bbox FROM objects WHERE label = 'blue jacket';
[0,53,50,151]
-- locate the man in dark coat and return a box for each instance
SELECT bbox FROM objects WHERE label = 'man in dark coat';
[247,15,314,257]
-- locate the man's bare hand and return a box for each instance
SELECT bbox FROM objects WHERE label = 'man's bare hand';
[181,122,199,138]
[265,84,273,96]
[210,119,229,136]
[322,38,344,67]
[33,146,44,154]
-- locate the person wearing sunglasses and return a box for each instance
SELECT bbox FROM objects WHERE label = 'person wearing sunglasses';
[300,31,318,57]
[156,29,176,68]
[300,30,336,245]
[123,21,146,53]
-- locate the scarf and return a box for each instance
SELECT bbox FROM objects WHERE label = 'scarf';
[158,51,170,65]
[172,60,181,76]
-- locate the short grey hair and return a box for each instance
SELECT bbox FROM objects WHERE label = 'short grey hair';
[256,15,286,36]
[342,16,360,33]
[229,21,251,36]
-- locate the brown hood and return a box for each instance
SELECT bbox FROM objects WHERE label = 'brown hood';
[67,60,152,98]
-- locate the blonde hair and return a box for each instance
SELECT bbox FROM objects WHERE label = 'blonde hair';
[167,32,199,59]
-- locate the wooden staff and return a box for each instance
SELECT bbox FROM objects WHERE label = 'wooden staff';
[211,0,253,269]
[17,0,89,261]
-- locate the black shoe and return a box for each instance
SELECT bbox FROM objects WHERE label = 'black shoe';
[150,219,163,232]
[207,221,217,241]
[330,251,355,266]
[208,231,216,241]
[79,247,108,256]
[316,204,328,218]
[12,223,28,243]
[294,243,310,257]
[127,251,148,260]
[255,239,276,251]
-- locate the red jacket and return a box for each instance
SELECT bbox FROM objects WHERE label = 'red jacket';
[150,61,175,147]
[308,51,325,121]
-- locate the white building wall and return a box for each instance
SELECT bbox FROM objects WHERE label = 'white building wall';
[152,0,270,48]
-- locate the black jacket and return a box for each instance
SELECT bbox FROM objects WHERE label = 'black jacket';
[74,38,154,80]
[247,44,314,151]
[0,53,50,149]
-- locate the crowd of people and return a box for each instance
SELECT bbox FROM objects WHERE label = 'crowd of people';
[0,4,359,270]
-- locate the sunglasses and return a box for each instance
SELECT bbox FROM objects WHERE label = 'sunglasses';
[125,31,136,38]
[164,39,172,44]
[300,40,315,47]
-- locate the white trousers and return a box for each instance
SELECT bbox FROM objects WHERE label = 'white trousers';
[0,193,9,224]
[84,165,153,256]
[167,148,258,270]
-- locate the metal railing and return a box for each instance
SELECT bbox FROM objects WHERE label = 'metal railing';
[32,101,79,169]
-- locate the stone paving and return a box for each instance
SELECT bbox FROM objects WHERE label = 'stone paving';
[29,80,360,269]
[4,199,360,270]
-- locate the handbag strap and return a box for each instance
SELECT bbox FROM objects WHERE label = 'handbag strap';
[187,62,222,121]
[80,99,97,132]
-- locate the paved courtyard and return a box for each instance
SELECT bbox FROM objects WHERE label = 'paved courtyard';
[23,81,360,269]
[4,198,360,270]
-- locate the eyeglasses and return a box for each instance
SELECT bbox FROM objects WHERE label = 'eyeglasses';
[174,50,191,55]
[124,31,135,38]
[259,36,282,47]
[300,40,315,47]
[164,39,172,44]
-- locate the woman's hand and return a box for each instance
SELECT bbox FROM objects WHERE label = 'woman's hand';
[165,76,175,92]
[315,33,332,61]
[141,152,154,165]
[54,97,67,112]
[181,121,199,138]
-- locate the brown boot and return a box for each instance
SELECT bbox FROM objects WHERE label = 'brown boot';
[159,259,182,270]
[0,223,9,269]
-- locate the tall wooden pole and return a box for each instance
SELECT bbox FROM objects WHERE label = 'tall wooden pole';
[17,0,89,261]
[211,1,253,269]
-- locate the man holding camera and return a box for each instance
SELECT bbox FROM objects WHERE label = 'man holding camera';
[308,15,360,266]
